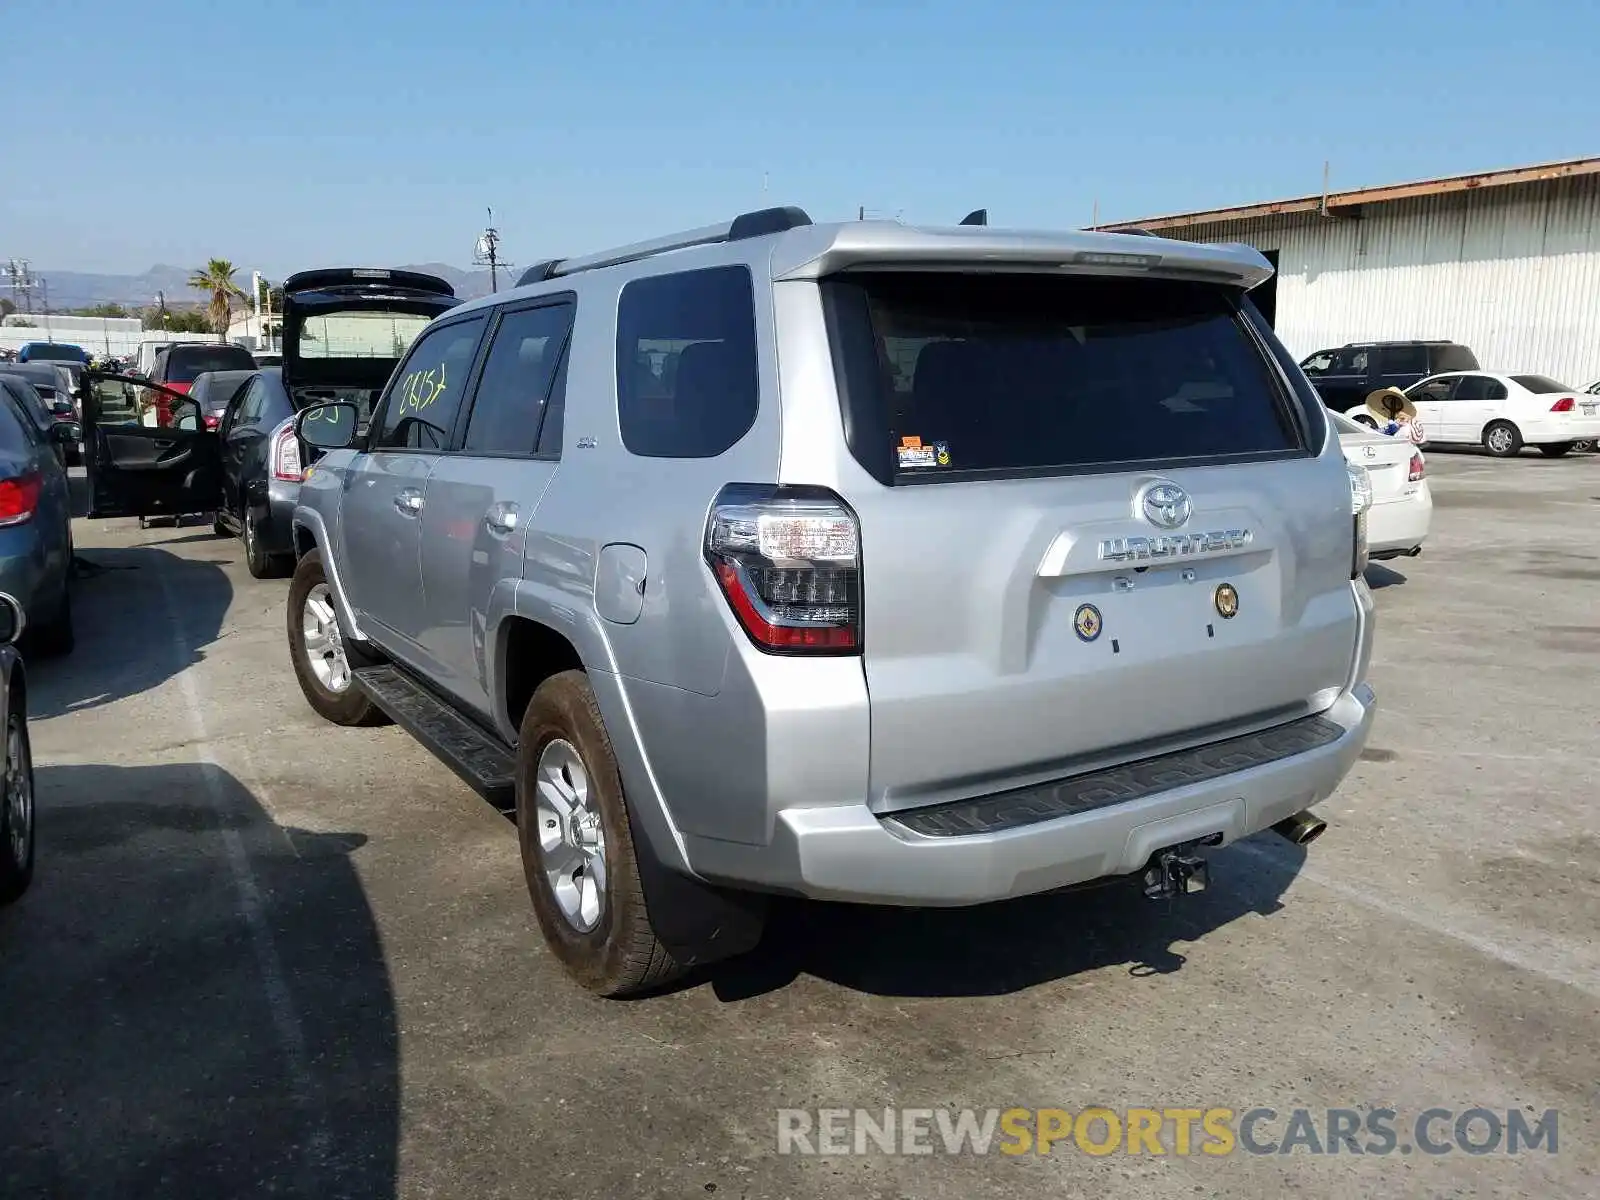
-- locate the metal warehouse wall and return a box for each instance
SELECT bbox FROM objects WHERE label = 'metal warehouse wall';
[1157,174,1600,388]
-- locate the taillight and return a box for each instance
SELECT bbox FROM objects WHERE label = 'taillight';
[1347,464,1372,579]
[0,472,43,528]
[1408,451,1425,482]
[271,426,303,482]
[704,484,861,654]
[1550,397,1575,412]
[203,414,219,430]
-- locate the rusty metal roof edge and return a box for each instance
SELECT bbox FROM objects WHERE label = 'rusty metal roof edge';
[1099,156,1600,232]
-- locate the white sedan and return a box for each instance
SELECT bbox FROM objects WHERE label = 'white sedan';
[1331,410,1431,561]
[1404,372,1600,457]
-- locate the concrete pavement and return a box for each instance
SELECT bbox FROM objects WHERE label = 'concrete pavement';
[1,451,1596,1198]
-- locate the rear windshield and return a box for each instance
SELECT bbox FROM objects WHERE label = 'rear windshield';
[22,343,86,362]
[827,273,1298,480]
[1432,345,1479,372]
[297,310,433,359]
[165,345,256,383]
[1511,374,1569,394]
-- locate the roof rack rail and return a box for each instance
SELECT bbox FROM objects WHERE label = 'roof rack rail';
[516,259,562,287]
[516,206,812,285]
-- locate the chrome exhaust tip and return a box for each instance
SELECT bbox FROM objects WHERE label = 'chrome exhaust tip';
[1272,810,1327,846]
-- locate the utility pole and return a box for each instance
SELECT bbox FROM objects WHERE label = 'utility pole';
[473,208,512,293]
[157,290,169,331]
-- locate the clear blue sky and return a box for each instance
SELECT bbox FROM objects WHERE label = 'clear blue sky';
[7,0,1597,276]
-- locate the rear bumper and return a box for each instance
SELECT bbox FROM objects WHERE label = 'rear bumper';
[1521,416,1600,443]
[682,680,1375,906]
[247,476,301,555]
[1367,483,1431,557]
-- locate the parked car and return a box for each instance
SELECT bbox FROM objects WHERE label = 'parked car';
[16,341,88,365]
[189,369,256,432]
[0,369,83,467]
[1329,410,1430,560]
[141,342,257,427]
[96,215,1378,996]
[1300,341,1479,414]
[0,594,35,907]
[0,381,76,655]
[254,353,284,368]
[82,268,458,570]
[1404,372,1600,457]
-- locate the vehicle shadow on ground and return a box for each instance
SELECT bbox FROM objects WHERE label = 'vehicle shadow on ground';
[30,544,232,720]
[1364,562,1408,589]
[0,763,398,1199]
[709,836,1307,1001]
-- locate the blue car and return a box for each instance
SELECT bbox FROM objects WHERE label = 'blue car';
[16,342,89,365]
[0,382,76,655]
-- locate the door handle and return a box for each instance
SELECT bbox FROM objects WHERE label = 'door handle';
[394,487,424,517]
[484,502,519,536]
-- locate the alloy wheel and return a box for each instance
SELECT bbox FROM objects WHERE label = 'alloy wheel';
[534,738,607,933]
[301,583,351,693]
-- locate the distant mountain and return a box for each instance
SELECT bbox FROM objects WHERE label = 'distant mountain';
[30,262,502,312]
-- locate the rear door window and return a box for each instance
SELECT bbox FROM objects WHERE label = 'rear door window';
[615,266,759,458]
[1453,375,1491,402]
[462,300,575,455]
[826,272,1298,481]
[1377,345,1428,375]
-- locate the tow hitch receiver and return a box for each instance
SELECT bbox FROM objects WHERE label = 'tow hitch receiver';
[1143,842,1212,901]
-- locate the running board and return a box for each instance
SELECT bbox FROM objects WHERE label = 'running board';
[353,665,516,809]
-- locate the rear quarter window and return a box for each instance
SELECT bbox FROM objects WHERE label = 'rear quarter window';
[825,272,1300,482]
[615,266,759,458]
[1432,345,1479,373]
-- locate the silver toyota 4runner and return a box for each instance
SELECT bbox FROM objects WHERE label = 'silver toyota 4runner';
[288,207,1377,996]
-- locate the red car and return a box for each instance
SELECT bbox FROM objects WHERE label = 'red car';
[148,343,258,425]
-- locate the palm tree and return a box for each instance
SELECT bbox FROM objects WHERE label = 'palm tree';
[188,259,246,342]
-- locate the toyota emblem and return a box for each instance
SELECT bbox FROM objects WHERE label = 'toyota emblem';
[1139,482,1192,530]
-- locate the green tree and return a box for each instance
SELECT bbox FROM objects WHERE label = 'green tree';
[165,310,212,334]
[70,302,130,318]
[188,258,247,341]
[0,298,15,320]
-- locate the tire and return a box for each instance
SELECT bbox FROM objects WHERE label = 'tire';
[243,508,287,579]
[1538,442,1574,458]
[1482,421,1523,457]
[0,706,35,906]
[30,584,74,658]
[516,670,685,997]
[286,550,388,726]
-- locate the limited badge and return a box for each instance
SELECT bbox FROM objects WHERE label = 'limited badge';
[1214,583,1240,619]
[1073,603,1103,642]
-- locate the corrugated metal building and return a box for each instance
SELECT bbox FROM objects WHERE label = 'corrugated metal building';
[1101,157,1600,389]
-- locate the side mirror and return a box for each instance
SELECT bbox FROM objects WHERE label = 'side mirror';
[296,402,360,450]
[50,422,82,444]
[0,594,23,645]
